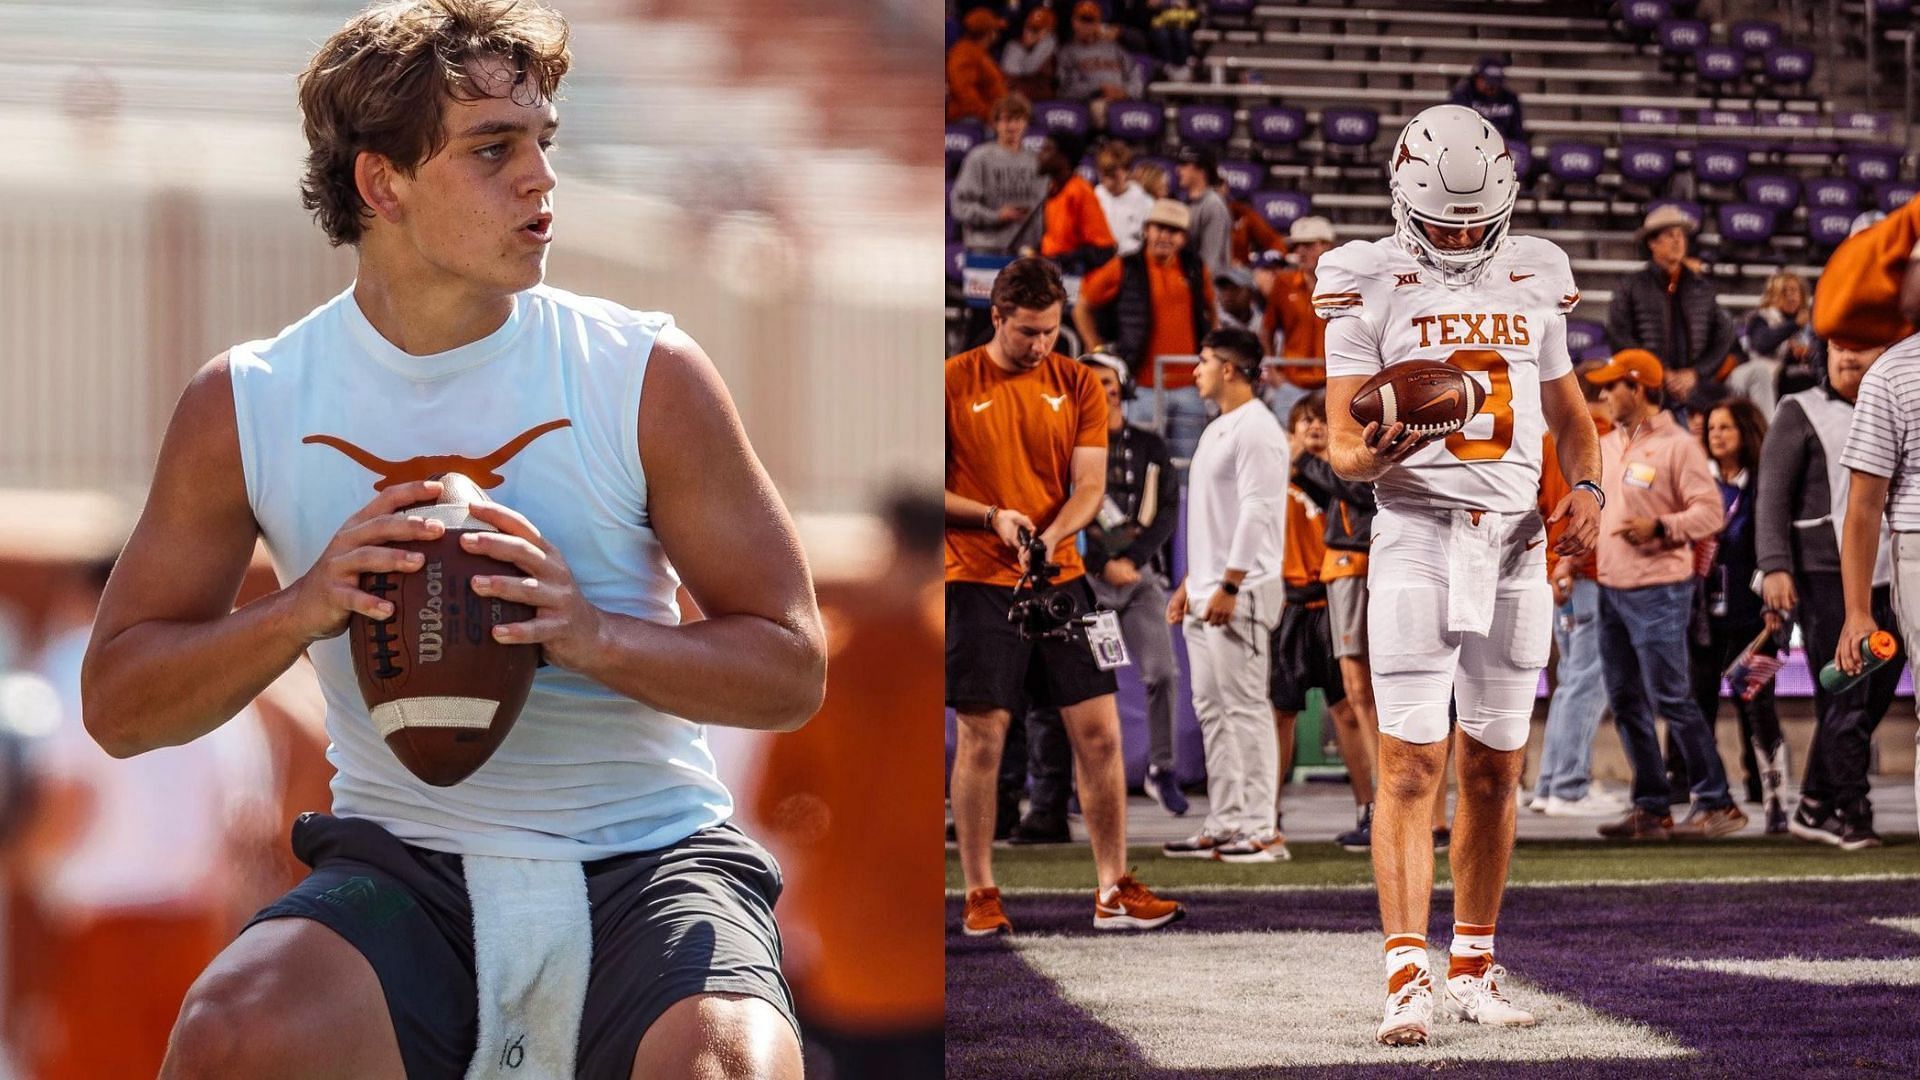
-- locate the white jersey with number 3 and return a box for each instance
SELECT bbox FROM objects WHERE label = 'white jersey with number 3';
[1316,234,1578,514]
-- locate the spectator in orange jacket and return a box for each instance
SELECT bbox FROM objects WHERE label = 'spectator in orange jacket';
[1261,215,1336,418]
[947,9,1008,123]
[752,491,943,1080]
[1034,131,1116,273]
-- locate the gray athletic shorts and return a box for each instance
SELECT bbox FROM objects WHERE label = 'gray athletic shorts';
[246,813,794,1079]
[1327,573,1369,660]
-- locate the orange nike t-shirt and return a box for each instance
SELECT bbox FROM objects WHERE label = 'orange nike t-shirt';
[946,348,1107,586]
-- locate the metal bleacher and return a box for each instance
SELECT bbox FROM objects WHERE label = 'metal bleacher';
[1136,0,1916,326]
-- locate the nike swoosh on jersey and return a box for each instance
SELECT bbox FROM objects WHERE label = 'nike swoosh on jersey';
[1525,538,1545,550]
[1510,272,1535,282]
[972,400,992,412]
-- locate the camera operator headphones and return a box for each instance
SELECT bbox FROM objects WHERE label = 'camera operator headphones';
[1077,350,1134,401]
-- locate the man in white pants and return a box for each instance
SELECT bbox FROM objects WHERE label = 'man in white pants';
[1165,326,1290,863]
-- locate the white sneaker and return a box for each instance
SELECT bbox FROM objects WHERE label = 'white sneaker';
[1544,789,1629,817]
[1446,964,1536,1026]
[1526,794,1548,813]
[1215,830,1291,863]
[1376,966,1435,1046]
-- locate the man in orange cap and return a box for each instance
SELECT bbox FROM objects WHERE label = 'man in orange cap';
[1585,349,1736,841]
[947,9,1008,123]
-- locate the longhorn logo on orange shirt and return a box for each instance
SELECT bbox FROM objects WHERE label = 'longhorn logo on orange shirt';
[303,419,573,491]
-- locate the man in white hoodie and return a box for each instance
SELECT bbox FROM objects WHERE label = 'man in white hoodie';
[1164,326,1289,863]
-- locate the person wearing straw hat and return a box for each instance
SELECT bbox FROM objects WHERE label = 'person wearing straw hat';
[1606,204,1737,408]
[1076,198,1216,460]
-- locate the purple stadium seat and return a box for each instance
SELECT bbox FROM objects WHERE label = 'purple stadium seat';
[1763,47,1815,89]
[1176,105,1235,147]
[1210,0,1256,15]
[1106,100,1165,142]
[1878,181,1920,213]
[1622,106,1682,126]
[1845,149,1901,185]
[1034,100,1092,138]
[1695,45,1745,88]
[1075,159,1098,186]
[1808,209,1854,249]
[1697,109,1756,129]
[1506,141,1533,181]
[1619,143,1677,186]
[1624,0,1671,31]
[1692,144,1749,185]
[946,121,983,173]
[1647,197,1705,229]
[1837,111,1893,139]
[1759,110,1815,130]
[1806,177,1861,210]
[1219,160,1264,201]
[1548,142,1604,184]
[1717,203,1777,244]
[1730,20,1782,57]
[1320,108,1379,147]
[1657,20,1709,59]
[1252,190,1312,231]
[1565,319,1610,362]
[1741,174,1802,211]
[1250,106,1308,149]
[948,243,966,283]
[1872,0,1910,16]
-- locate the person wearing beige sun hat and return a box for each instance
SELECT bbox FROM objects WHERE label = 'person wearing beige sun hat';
[1607,205,1737,408]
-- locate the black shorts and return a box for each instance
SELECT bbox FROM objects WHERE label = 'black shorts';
[246,813,795,1080]
[945,578,1117,711]
[1270,602,1348,712]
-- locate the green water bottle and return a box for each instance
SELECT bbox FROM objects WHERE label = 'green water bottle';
[1818,631,1898,694]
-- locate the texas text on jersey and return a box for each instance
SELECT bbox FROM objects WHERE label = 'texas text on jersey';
[1314,234,1579,514]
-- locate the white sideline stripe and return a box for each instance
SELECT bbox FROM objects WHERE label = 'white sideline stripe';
[1014,931,1691,1067]
[945,871,1920,899]
[1656,918,1920,987]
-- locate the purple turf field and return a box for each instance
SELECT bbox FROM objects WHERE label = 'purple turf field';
[948,880,1920,1078]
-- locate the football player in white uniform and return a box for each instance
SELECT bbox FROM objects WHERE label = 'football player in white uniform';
[1316,105,1602,1046]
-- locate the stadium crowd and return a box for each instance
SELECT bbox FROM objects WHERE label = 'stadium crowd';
[947,2,1920,879]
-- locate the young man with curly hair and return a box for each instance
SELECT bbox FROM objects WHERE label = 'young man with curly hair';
[83,2,826,1076]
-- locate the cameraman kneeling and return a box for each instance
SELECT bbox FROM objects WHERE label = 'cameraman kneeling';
[946,258,1184,937]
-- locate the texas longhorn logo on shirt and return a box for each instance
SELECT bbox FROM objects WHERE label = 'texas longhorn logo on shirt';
[302,419,573,492]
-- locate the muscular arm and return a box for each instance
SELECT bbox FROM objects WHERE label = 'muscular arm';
[1325,374,1390,481]
[81,358,308,757]
[567,328,826,732]
[1540,371,1600,486]
[1043,445,1108,554]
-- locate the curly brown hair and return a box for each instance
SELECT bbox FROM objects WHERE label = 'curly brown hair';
[298,0,571,247]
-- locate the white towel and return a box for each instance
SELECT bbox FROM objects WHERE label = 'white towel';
[1446,510,1502,636]
[463,855,593,1080]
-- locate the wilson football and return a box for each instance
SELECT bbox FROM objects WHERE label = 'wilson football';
[1348,360,1485,439]
[347,472,538,787]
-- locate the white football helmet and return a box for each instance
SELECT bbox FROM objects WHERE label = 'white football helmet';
[1388,104,1518,286]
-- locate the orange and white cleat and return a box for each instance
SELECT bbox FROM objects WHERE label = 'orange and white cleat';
[1093,874,1185,931]
[963,886,1013,937]
[1377,964,1435,1046]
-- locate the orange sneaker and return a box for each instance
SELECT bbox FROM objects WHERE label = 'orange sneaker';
[1093,874,1185,931]
[963,887,1013,936]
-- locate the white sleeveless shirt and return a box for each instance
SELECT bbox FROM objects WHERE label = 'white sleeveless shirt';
[229,284,733,860]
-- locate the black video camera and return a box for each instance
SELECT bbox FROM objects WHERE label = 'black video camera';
[1008,527,1083,641]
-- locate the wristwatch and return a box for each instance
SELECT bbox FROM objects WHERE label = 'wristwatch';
[1220,580,1241,596]
[1573,479,1606,510]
